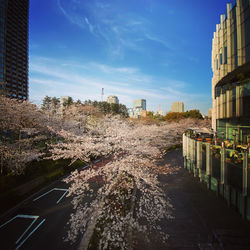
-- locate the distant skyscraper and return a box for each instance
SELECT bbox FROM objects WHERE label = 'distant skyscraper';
[133,99,146,110]
[131,99,146,118]
[107,95,119,104]
[0,0,29,99]
[171,102,184,112]
[208,108,212,119]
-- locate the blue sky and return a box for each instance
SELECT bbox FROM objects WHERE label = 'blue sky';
[29,0,233,115]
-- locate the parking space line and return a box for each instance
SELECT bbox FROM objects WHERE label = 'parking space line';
[56,189,68,204]
[15,218,46,250]
[33,188,68,204]
[0,214,43,250]
[16,217,39,244]
[33,189,54,202]
[0,215,39,229]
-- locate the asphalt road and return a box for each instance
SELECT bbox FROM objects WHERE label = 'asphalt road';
[0,169,87,250]
[2,152,250,250]
[135,150,250,250]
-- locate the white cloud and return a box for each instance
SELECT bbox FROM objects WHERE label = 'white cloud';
[145,33,170,49]
[30,56,210,113]
[56,0,171,58]
[84,17,95,34]
[91,63,138,74]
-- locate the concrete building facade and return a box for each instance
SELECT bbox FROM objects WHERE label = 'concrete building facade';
[133,99,146,110]
[128,99,146,118]
[107,95,119,104]
[0,0,29,99]
[208,108,213,119]
[211,0,250,143]
[171,102,184,112]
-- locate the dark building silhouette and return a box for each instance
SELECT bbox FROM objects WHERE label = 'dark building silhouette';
[0,0,29,99]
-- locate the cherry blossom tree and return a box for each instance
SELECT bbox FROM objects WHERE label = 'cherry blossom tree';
[0,96,46,174]
[47,115,209,248]
[1,94,211,246]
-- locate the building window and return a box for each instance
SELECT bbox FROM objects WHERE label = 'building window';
[220,53,223,65]
[224,47,227,64]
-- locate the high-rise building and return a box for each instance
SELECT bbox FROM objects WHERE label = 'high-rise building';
[211,0,250,144]
[208,108,213,119]
[133,99,146,110]
[130,99,146,118]
[171,102,184,112]
[0,0,29,99]
[107,95,119,104]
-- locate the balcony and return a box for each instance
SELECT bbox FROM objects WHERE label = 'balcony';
[183,129,250,220]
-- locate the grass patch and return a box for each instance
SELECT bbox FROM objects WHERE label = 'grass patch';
[164,143,182,152]
[45,169,64,182]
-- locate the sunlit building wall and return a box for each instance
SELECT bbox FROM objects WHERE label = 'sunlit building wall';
[133,99,146,110]
[211,0,250,143]
[171,102,184,112]
[129,99,146,118]
[208,108,213,119]
[107,95,119,104]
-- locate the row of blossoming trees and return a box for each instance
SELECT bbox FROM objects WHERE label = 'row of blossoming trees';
[0,95,210,248]
[0,95,95,174]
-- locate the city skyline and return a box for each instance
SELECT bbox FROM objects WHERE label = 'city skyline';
[29,0,233,115]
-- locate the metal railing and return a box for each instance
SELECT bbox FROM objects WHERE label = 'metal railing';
[183,131,250,220]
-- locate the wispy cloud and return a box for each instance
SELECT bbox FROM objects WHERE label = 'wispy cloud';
[84,17,95,34]
[145,33,171,49]
[57,0,171,58]
[91,63,138,74]
[30,56,210,113]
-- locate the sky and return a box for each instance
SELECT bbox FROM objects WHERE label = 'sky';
[29,0,234,115]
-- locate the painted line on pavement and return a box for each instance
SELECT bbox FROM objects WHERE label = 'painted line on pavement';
[56,189,68,204]
[15,218,46,250]
[0,215,39,229]
[16,217,39,244]
[33,188,68,204]
[0,214,43,250]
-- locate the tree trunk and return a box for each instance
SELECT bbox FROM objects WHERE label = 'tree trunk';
[0,151,3,175]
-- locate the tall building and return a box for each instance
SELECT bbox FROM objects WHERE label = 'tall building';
[171,102,184,112]
[133,99,146,110]
[208,108,213,119]
[211,0,250,144]
[0,0,29,99]
[130,99,146,118]
[107,95,119,104]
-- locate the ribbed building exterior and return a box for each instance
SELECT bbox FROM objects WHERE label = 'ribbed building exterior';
[211,0,250,144]
[171,102,184,113]
[0,0,29,99]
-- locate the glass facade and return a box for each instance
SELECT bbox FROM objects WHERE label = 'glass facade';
[215,78,250,143]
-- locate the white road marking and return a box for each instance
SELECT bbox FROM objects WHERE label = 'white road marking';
[16,217,38,244]
[33,188,68,204]
[56,189,68,204]
[0,214,44,249]
[15,218,46,250]
[0,215,39,229]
